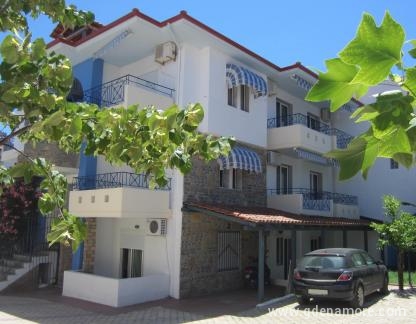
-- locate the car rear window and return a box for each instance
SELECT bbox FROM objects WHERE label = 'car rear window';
[299,255,346,269]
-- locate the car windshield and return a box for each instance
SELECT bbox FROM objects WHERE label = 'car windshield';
[299,255,346,269]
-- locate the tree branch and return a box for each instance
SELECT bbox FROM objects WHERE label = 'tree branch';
[0,124,31,146]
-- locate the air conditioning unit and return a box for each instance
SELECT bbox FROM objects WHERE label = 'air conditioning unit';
[320,107,331,122]
[146,218,167,236]
[154,41,177,65]
[266,151,279,165]
[267,80,278,96]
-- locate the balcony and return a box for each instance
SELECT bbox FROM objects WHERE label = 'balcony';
[69,172,171,219]
[267,114,353,154]
[83,74,175,109]
[267,188,359,219]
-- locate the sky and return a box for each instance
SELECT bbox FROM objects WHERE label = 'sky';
[22,1,416,71]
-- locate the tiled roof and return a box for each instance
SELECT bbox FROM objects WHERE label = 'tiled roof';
[185,202,372,228]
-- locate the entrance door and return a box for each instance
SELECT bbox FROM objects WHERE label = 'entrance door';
[276,100,290,127]
[277,165,292,194]
[310,171,322,199]
[283,238,292,280]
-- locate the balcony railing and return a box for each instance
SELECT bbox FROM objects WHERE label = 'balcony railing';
[72,172,171,191]
[83,75,175,107]
[267,188,358,211]
[267,113,353,149]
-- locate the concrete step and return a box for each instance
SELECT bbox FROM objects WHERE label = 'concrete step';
[13,254,32,263]
[0,272,7,281]
[0,259,24,269]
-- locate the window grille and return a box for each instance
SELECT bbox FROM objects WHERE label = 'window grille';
[218,231,241,272]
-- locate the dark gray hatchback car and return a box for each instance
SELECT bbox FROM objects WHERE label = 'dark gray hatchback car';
[293,248,388,308]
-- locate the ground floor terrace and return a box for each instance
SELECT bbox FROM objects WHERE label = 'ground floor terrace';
[182,202,380,302]
[59,201,380,308]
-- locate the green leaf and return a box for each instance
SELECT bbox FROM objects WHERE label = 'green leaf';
[378,128,411,157]
[0,35,19,64]
[69,116,82,136]
[404,67,416,96]
[305,58,368,110]
[339,12,405,85]
[351,105,380,122]
[326,136,378,180]
[43,110,65,127]
[409,40,416,58]
[31,38,46,61]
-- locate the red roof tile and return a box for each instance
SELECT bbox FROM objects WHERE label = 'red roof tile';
[185,202,372,228]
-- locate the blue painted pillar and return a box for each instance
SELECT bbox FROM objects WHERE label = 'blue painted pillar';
[70,58,103,270]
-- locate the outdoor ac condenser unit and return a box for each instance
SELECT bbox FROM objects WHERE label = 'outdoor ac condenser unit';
[146,218,167,236]
[154,41,177,65]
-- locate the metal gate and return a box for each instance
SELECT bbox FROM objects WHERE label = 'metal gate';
[0,210,60,289]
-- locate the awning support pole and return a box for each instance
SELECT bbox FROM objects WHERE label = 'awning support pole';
[343,230,347,248]
[258,229,265,302]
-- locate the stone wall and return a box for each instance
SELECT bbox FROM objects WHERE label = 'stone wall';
[180,211,258,298]
[183,145,267,207]
[57,244,72,287]
[20,142,79,168]
[83,218,96,273]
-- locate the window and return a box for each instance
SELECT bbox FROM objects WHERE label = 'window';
[228,87,237,107]
[218,231,241,271]
[276,165,292,194]
[307,113,321,131]
[219,168,242,190]
[360,252,375,265]
[310,171,323,199]
[390,158,399,169]
[232,168,242,189]
[240,85,250,112]
[227,85,250,112]
[310,237,320,251]
[219,169,225,187]
[276,237,283,265]
[351,253,366,267]
[120,248,143,278]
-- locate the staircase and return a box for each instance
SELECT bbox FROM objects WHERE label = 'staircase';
[0,251,59,292]
[0,214,60,292]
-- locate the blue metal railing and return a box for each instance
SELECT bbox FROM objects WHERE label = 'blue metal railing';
[72,172,171,191]
[267,188,358,211]
[320,126,354,149]
[83,74,175,107]
[267,113,353,149]
[267,113,329,130]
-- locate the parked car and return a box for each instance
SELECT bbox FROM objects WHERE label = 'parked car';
[293,248,388,308]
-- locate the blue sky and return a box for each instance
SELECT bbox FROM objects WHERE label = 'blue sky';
[27,1,416,71]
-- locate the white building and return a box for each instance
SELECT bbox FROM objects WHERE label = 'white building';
[37,8,408,306]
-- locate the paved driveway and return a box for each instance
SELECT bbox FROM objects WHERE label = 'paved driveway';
[0,287,415,323]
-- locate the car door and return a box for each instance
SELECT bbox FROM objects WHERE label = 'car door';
[360,252,383,292]
[351,253,372,292]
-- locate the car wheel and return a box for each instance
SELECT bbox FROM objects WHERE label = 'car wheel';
[296,295,310,305]
[350,284,364,309]
[379,274,389,295]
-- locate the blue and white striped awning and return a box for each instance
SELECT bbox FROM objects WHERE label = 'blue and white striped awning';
[294,148,337,166]
[226,63,267,97]
[218,146,262,173]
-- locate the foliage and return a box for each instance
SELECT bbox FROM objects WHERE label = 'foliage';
[0,1,234,251]
[306,12,416,180]
[371,195,416,290]
[0,178,40,238]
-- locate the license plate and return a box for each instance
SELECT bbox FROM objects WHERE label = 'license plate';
[308,289,328,296]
